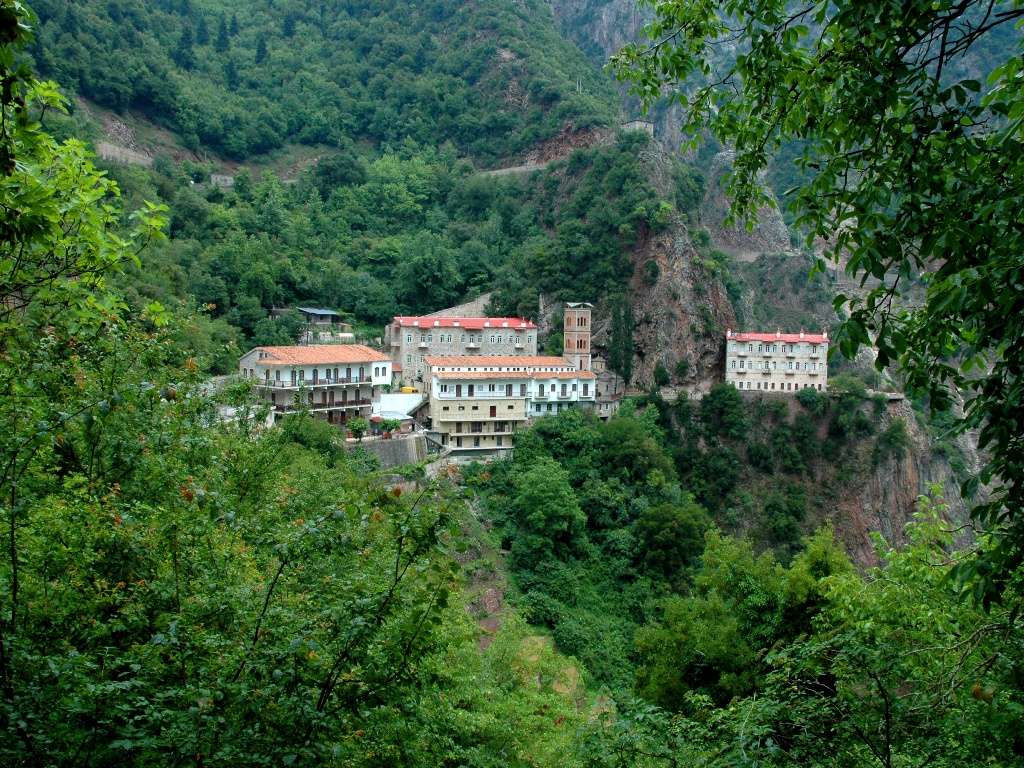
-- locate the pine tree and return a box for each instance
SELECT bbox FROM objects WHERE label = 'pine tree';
[255,33,268,64]
[224,59,239,90]
[173,25,195,70]
[216,15,229,52]
[195,14,209,46]
[229,13,239,36]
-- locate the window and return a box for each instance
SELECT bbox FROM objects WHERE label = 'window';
[749,344,753,352]
[497,436,503,447]
[406,354,412,363]
[547,404,553,412]
[520,383,526,396]
[583,383,589,396]
[406,334,412,342]
[468,384,475,397]
[507,405,514,410]
[442,406,449,411]
[426,334,432,343]
[490,335,495,343]
[299,370,305,382]
[275,370,281,381]
[456,437,462,447]
[440,384,448,393]
[731,360,736,369]
[474,437,481,447]
[488,384,496,392]
[535,404,542,412]
[489,405,497,417]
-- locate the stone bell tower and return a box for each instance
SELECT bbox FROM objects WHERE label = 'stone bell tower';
[563,302,593,372]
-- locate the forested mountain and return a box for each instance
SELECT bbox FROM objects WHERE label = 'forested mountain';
[31,0,614,162]
[3,1,1024,766]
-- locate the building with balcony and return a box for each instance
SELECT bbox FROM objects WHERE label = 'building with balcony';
[724,329,828,393]
[424,355,596,457]
[385,315,538,383]
[238,345,392,426]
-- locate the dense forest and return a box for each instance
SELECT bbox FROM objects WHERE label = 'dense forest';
[2,0,1024,765]
[30,0,614,161]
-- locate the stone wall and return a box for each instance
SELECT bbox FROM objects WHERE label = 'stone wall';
[350,434,427,469]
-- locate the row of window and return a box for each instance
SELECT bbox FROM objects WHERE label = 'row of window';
[453,435,505,448]
[453,421,511,434]
[731,360,823,371]
[441,404,518,414]
[407,333,533,344]
[730,343,822,354]
[437,382,590,397]
[733,381,824,391]
[245,365,387,384]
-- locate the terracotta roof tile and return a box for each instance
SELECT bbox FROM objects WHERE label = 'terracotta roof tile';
[728,330,828,344]
[250,345,390,366]
[394,316,537,330]
[425,355,571,368]
[436,371,533,380]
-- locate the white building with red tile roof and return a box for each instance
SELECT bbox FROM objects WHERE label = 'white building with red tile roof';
[725,329,828,394]
[238,345,392,426]
[423,355,596,457]
[385,315,539,382]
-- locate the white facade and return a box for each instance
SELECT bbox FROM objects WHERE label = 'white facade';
[724,330,828,393]
[425,356,596,455]
[239,345,392,426]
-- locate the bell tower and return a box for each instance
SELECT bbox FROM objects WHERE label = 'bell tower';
[563,302,593,371]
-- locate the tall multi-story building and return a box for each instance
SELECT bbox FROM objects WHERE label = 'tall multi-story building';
[724,329,828,393]
[385,316,538,383]
[238,345,392,426]
[563,301,593,372]
[424,355,596,457]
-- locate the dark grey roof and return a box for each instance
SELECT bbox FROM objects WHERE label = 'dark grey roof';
[296,307,340,316]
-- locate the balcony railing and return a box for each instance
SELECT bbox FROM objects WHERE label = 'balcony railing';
[465,342,480,350]
[258,377,370,388]
[272,399,371,412]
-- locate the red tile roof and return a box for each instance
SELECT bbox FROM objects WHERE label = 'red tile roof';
[436,371,534,380]
[727,330,828,344]
[425,355,572,368]
[393,316,537,330]
[249,345,390,365]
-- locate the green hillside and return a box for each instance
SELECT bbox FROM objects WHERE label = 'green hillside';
[30,0,615,162]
